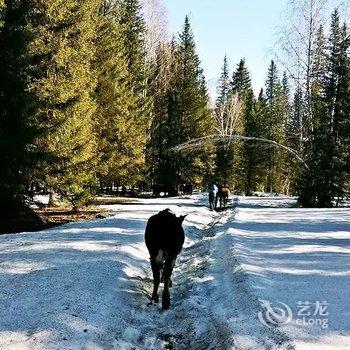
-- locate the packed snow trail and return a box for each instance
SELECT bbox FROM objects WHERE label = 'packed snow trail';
[0,195,292,350]
[0,195,349,349]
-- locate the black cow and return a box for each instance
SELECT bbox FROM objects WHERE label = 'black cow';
[145,209,186,310]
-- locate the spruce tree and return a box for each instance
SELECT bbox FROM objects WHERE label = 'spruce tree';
[215,56,236,187]
[241,89,256,195]
[216,55,230,109]
[231,59,254,191]
[264,60,288,193]
[282,71,290,97]
[118,0,151,133]
[231,59,252,98]
[163,16,215,194]
[94,3,145,189]
[27,0,99,206]
[147,42,173,193]
[0,0,47,232]
[265,60,280,103]
[241,88,271,195]
[0,0,36,206]
[299,11,350,207]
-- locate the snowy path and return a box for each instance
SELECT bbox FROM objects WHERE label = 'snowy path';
[0,195,349,349]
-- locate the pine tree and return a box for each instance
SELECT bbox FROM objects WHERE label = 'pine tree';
[215,56,235,187]
[241,89,256,195]
[175,16,215,190]
[0,0,37,206]
[26,0,99,206]
[118,0,151,135]
[146,42,173,193]
[231,58,252,98]
[264,60,288,193]
[118,0,146,77]
[94,4,145,190]
[265,60,280,103]
[312,26,327,86]
[282,71,290,97]
[216,58,252,190]
[216,55,230,109]
[310,24,327,133]
[241,88,271,194]
[161,16,215,194]
[299,11,350,207]
[0,0,48,232]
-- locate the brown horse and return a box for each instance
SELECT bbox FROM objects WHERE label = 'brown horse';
[217,187,230,208]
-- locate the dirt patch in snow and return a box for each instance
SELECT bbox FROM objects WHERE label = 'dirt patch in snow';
[34,206,113,227]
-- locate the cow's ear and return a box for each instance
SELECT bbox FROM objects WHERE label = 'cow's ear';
[178,214,188,223]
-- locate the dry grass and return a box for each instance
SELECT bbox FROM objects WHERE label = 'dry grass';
[34,196,139,227]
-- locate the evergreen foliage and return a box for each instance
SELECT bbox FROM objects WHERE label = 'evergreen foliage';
[148,17,215,194]
[0,0,37,205]
[263,60,288,193]
[231,59,252,98]
[216,55,230,109]
[299,10,350,207]
[168,16,215,192]
[0,0,5,29]
[0,2,348,218]
[214,56,235,187]
[25,0,99,206]
[95,4,144,188]
[118,0,151,130]
[146,42,171,192]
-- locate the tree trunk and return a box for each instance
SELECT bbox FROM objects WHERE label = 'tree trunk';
[48,192,56,207]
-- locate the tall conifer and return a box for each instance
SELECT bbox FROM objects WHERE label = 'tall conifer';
[215,56,235,187]
[216,55,230,109]
[26,0,99,205]
[166,16,215,193]
[95,3,144,188]
[118,0,151,132]
[299,11,350,206]
[231,59,252,98]
[264,60,287,192]
[0,0,36,206]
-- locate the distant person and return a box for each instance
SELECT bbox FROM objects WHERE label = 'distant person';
[208,184,218,211]
[215,184,222,208]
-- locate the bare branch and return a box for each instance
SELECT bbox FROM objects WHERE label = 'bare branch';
[141,0,169,64]
[170,134,308,168]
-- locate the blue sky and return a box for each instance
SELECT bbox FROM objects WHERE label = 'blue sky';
[164,0,288,98]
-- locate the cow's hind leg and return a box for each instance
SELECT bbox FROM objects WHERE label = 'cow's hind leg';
[162,257,175,310]
[150,258,160,303]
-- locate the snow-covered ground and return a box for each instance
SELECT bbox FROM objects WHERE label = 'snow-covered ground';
[231,197,350,350]
[0,195,349,349]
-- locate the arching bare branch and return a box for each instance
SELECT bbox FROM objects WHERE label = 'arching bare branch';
[170,134,308,168]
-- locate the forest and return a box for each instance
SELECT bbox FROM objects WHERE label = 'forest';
[0,0,349,222]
